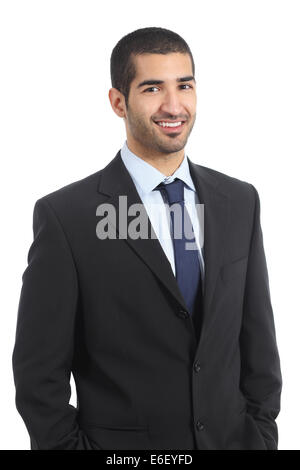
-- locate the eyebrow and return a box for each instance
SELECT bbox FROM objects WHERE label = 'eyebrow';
[136,75,196,89]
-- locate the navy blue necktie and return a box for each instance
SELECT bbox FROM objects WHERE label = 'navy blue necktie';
[155,178,203,321]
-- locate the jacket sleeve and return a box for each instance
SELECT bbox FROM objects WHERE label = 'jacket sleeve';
[240,185,282,450]
[12,197,92,450]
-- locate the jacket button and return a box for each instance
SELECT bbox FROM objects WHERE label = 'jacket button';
[177,309,189,319]
[196,420,205,431]
[194,361,201,373]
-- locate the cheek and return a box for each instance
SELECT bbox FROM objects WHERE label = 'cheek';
[131,102,156,122]
[186,97,196,113]
[183,92,196,109]
[142,102,160,119]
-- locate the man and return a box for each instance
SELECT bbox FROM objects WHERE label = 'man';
[12,27,282,450]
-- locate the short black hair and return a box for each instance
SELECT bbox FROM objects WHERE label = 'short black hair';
[110,27,195,108]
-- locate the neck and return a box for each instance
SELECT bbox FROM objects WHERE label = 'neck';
[126,141,185,176]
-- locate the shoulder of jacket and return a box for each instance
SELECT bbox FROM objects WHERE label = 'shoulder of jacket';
[194,163,256,203]
[35,168,103,209]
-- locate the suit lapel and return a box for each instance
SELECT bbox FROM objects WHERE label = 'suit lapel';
[97,151,188,311]
[97,150,230,344]
[188,159,230,342]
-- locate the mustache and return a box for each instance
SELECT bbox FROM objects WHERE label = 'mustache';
[153,117,188,122]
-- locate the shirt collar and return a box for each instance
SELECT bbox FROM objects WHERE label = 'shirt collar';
[120,141,196,195]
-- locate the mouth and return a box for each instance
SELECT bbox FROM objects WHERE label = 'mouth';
[153,120,186,134]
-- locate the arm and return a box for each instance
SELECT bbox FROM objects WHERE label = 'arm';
[240,185,282,450]
[12,198,92,450]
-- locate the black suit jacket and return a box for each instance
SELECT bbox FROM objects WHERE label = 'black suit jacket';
[12,151,282,450]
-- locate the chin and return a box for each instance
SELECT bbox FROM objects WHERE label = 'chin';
[157,143,185,154]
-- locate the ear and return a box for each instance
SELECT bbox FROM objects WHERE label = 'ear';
[108,88,127,118]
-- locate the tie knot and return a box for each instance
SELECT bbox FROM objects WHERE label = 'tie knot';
[155,178,185,205]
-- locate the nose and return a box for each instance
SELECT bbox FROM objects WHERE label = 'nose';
[159,88,183,117]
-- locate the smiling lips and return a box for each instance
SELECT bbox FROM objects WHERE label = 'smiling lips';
[154,120,186,133]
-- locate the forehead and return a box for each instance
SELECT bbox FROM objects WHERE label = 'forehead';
[131,53,193,81]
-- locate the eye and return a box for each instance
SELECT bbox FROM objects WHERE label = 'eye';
[181,84,193,90]
[143,86,160,93]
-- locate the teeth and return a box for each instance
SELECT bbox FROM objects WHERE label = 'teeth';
[157,121,183,128]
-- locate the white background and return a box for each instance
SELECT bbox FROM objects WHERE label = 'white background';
[1,0,299,450]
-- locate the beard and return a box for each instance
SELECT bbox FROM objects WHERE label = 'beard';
[126,106,196,155]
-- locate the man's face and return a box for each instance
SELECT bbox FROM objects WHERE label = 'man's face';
[124,52,197,156]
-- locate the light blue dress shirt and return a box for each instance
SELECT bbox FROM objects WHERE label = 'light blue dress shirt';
[120,141,205,287]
